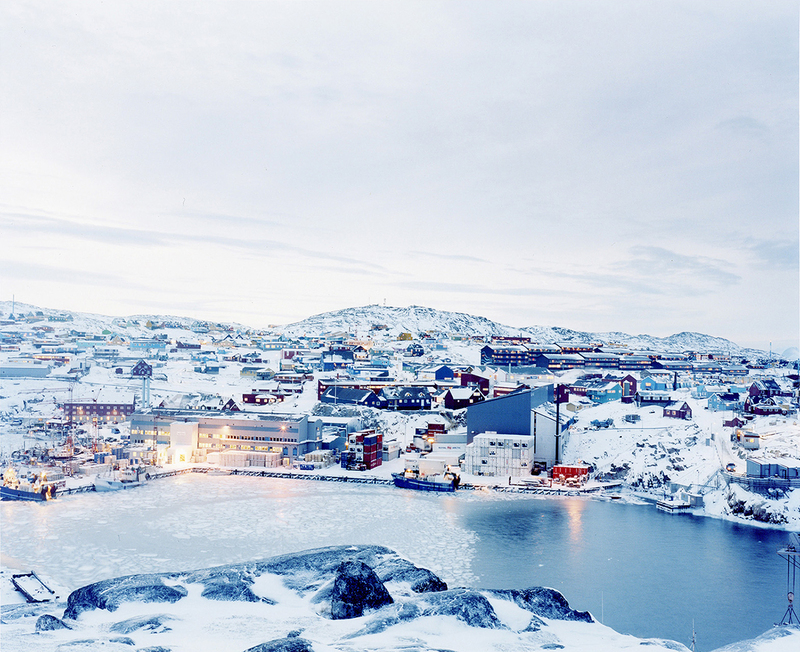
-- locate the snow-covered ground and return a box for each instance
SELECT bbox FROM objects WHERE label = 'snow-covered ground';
[2,303,799,651]
[561,390,800,528]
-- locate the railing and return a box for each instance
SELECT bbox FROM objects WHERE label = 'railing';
[58,465,617,496]
[58,484,96,495]
[225,469,393,485]
[59,467,194,494]
[728,474,800,493]
[147,468,193,480]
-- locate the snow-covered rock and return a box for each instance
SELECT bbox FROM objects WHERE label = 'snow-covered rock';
[1,544,727,652]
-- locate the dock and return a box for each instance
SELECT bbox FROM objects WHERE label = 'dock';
[656,498,692,512]
[11,571,57,603]
[54,465,623,497]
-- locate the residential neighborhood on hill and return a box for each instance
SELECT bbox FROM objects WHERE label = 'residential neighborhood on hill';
[0,301,798,529]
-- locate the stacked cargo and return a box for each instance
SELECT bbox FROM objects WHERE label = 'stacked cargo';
[304,450,333,467]
[79,462,112,475]
[463,432,534,478]
[245,451,282,467]
[94,453,116,465]
[220,451,249,467]
[342,429,383,470]
[212,450,283,468]
[412,422,444,451]
[382,441,401,461]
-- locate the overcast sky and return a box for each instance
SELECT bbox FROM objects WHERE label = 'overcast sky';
[1,1,797,350]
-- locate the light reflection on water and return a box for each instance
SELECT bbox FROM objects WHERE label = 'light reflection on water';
[457,494,789,652]
[0,475,790,651]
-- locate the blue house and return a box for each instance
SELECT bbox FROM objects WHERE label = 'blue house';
[321,349,355,371]
[320,387,384,408]
[379,386,431,410]
[432,365,455,381]
[586,382,622,404]
[640,376,668,392]
[707,392,743,412]
[419,365,455,381]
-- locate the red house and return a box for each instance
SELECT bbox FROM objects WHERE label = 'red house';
[663,401,692,420]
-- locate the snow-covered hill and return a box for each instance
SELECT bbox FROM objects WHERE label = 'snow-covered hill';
[521,325,755,356]
[280,305,766,356]
[278,304,525,339]
[0,301,770,357]
[0,301,250,339]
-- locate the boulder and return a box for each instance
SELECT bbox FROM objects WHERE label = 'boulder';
[416,589,505,629]
[352,588,505,636]
[329,560,393,620]
[185,567,275,604]
[487,587,593,623]
[243,637,315,652]
[35,614,71,631]
[374,556,448,593]
[110,615,174,634]
[109,635,136,645]
[63,575,188,620]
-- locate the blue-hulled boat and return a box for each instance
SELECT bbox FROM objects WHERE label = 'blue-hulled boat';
[1,468,57,501]
[391,471,459,492]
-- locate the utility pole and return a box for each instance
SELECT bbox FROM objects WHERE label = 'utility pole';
[554,384,562,465]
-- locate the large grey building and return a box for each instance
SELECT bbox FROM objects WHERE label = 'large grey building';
[465,385,572,467]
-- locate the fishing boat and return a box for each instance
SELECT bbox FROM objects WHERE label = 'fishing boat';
[1,468,58,501]
[392,470,460,492]
[93,466,147,492]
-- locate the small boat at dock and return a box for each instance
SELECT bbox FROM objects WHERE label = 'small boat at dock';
[92,466,148,492]
[392,470,460,492]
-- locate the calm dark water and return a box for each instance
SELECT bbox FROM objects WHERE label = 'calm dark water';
[457,496,791,651]
[2,476,791,651]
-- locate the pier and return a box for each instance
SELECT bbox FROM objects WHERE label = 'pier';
[55,466,622,497]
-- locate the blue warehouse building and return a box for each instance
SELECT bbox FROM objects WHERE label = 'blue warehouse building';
[466,385,572,467]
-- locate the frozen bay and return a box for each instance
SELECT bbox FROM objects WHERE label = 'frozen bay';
[0,474,790,651]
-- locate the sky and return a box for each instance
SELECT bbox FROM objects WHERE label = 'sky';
[1,1,798,351]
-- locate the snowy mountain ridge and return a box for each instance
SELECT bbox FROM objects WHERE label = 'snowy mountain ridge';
[0,301,768,356]
[280,305,765,356]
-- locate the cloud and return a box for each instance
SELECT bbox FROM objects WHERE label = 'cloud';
[615,246,741,287]
[715,116,771,141]
[0,207,390,276]
[1,211,166,248]
[0,259,147,290]
[392,280,573,299]
[409,251,491,265]
[746,238,800,270]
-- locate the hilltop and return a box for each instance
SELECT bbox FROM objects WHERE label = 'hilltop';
[0,300,771,358]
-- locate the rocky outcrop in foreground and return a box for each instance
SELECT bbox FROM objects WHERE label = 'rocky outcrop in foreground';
[7,545,791,651]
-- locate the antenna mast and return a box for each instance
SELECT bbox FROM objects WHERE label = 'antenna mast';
[777,533,800,625]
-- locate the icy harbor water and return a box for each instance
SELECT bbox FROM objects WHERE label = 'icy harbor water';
[0,473,791,651]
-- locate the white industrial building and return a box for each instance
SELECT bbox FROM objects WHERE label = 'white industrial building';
[463,432,535,477]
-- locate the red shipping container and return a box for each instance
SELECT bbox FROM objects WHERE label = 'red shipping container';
[552,464,590,480]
